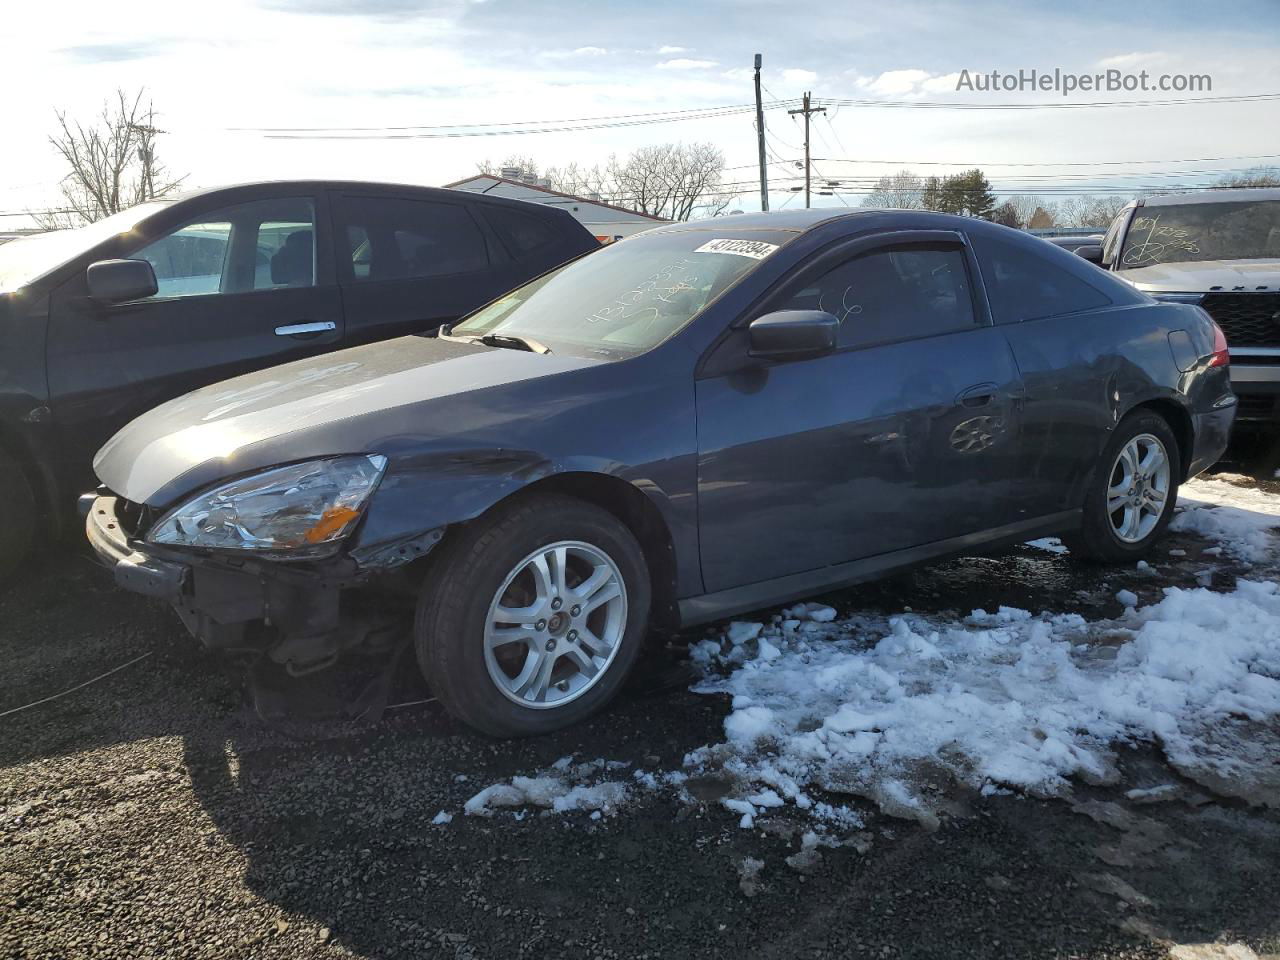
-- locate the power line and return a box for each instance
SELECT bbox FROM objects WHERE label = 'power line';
[249,103,802,140]
[230,100,798,133]
[810,153,1280,168]
[820,92,1280,110]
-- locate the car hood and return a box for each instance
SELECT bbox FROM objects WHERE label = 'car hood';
[1118,258,1280,293]
[94,335,602,506]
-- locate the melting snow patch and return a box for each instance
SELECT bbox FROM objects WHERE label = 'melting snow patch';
[1026,537,1069,555]
[687,579,1280,826]
[464,759,632,818]
[1171,476,1280,564]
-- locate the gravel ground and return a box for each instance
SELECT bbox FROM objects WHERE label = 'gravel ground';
[2,468,1279,960]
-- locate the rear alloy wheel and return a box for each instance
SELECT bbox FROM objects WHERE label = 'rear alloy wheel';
[0,454,37,585]
[416,494,650,737]
[1066,411,1180,562]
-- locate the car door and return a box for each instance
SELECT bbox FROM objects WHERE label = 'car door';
[330,191,516,345]
[46,192,343,489]
[970,230,1126,519]
[694,231,1026,594]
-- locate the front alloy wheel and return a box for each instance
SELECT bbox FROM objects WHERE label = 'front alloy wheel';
[484,541,627,708]
[416,493,651,737]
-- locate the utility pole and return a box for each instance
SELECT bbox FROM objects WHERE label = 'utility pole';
[753,53,769,212]
[787,92,825,208]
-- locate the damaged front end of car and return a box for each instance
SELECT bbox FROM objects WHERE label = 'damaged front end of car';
[84,454,447,677]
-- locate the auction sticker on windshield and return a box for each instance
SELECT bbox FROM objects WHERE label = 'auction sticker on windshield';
[693,238,780,260]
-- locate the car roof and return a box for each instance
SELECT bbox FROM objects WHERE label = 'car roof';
[1141,187,1280,207]
[166,180,579,219]
[641,207,980,234]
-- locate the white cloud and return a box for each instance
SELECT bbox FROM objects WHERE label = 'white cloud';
[656,58,718,70]
[1097,50,1167,68]
[920,71,961,93]
[780,68,817,85]
[857,68,933,95]
[542,45,608,59]
[657,45,688,54]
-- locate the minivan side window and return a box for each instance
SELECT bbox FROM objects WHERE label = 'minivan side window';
[130,198,315,299]
[335,197,490,282]
[974,233,1112,324]
[778,244,977,349]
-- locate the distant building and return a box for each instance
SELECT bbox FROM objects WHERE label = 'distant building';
[444,170,668,243]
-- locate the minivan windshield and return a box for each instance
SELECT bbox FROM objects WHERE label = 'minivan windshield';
[1118,199,1280,269]
[0,201,173,293]
[449,229,793,358]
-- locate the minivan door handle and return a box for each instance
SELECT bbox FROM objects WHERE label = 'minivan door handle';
[274,321,336,338]
[957,383,998,407]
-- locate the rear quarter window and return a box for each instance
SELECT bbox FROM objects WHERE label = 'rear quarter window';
[974,232,1121,324]
[482,207,560,256]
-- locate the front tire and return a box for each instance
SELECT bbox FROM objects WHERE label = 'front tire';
[0,454,37,585]
[1066,411,1180,562]
[415,494,651,737]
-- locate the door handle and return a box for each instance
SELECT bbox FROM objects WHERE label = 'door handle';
[957,383,998,407]
[275,321,336,338]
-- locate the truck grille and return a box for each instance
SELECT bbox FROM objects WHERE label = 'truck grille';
[1200,293,1280,349]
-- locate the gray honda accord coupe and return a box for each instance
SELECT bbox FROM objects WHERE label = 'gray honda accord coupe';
[84,209,1236,736]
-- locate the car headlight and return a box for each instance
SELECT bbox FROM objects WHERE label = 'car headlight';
[148,455,387,556]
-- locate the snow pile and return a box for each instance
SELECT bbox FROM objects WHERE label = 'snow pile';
[1172,475,1280,564]
[688,580,1280,826]
[463,757,632,818]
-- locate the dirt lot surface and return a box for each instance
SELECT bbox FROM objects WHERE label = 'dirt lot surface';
[2,470,1278,960]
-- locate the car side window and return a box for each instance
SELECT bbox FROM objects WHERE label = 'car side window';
[335,197,489,282]
[973,232,1112,324]
[482,207,558,256]
[130,197,316,299]
[777,243,977,349]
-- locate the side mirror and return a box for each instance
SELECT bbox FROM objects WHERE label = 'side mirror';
[86,259,158,304]
[1074,244,1104,265]
[748,310,839,361]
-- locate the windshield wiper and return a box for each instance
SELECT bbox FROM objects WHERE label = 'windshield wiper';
[478,332,553,355]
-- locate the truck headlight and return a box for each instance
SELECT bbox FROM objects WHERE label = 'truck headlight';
[148,455,387,556]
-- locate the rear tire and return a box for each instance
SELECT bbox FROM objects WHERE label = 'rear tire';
[415,493,651,738]
[1065,410,1180,562]
[0,454,37,585]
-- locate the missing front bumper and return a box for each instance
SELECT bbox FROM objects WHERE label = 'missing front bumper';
[85,495,402,673]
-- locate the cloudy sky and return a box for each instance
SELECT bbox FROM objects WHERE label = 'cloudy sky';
[4,0,1279,223]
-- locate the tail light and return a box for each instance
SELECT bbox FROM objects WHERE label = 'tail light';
[1207,320,1230,367]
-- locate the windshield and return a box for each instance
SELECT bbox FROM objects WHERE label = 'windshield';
[0,201,173,293]
[450,229,793,358]
[1118,199,1280,269]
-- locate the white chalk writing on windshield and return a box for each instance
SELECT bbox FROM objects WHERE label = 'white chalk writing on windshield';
[1122,215,1201,266]
[584,259,701,326]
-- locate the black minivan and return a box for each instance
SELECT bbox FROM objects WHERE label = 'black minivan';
[0,180,598,576]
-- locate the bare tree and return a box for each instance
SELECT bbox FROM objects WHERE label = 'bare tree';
[1003,194,1044,228]
[859,169,924,209]
[36,89,184,228]
[475,143,729,220]
[1055,194,1131,229]
[1217,166,1280,188]
[606,143,728,220]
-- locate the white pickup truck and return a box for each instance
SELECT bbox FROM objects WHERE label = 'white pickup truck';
[1081,188,1280,425]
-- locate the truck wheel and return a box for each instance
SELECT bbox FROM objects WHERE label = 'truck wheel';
[1065,411,1180,562]
[0,454,37,584]
[415,493,651,738]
